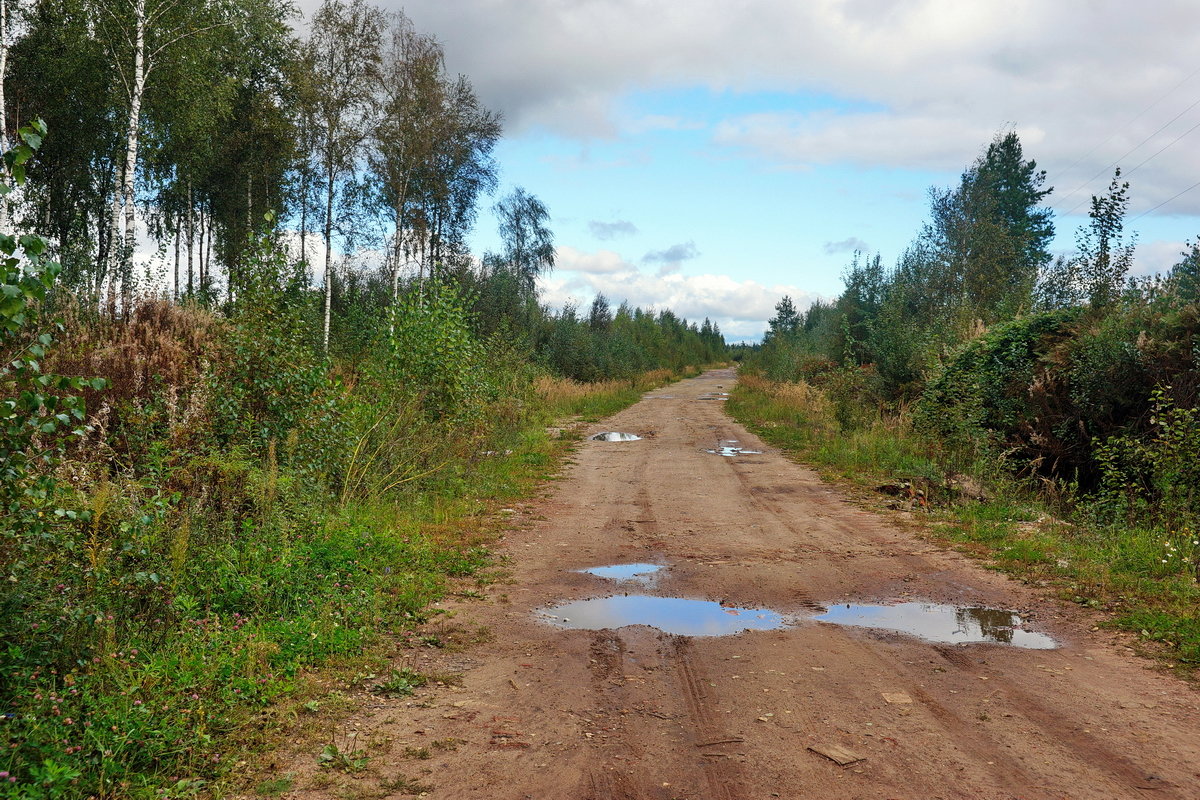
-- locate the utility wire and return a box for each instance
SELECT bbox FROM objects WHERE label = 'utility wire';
[1130,177,1200,223]
[1056,62,1200,180]
[1064,112,1200,218]
[1064,113,1200,217]
[1058,92,1200,214]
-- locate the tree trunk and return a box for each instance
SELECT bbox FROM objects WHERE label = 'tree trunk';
[173,213,180,301]
[323,161,334,353]
[0,0,10,231]
[186,180,194,295]
[198,206,206,295]
[108,0,147,314]
[204,202,212,293]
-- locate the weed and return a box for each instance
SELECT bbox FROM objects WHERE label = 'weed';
[379,774,434,795]
[255,775,295,796]
[402,747,431,760]
[316,743,370,773]
[374,668,429,698]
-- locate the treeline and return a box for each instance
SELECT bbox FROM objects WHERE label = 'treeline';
[752,131,1199,521]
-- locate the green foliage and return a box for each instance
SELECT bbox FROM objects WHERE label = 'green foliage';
[387,279,489,424]
[915,309,1081,465]
[1093,387,1200,523]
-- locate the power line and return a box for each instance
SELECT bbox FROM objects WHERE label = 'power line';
[1055,62,1200,180]
[1063,112,1200,218]
[1130,177,1200,223]
[1125,115,1200,176]
[1058,91,1200,214]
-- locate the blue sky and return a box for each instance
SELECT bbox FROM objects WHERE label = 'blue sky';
[353,0,1200,341]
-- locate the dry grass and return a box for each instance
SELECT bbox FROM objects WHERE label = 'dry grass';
[536,368,684,421]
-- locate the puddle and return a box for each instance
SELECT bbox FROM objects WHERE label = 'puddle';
[590,432,642,441]
[814,603,1057,649]
[537,595,791,636]
[580,563,663,584]
[645,394,675,399]
[706,441,763,457]
[698,393,731,400]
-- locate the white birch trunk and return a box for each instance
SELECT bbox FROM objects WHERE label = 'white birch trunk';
[186,180,194,294]
[0,0,10,232]
[323,164,333,352]
[173,214,179,300]
[107,0,147,312]
[121,0,146,260]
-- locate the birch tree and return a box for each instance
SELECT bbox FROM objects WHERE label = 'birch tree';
[369,10,441,299]
[94,0,232,307]
[304,0,382,351]
[495,186,553,296]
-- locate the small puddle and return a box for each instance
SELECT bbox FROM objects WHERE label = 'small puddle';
[537,595,791,636]
[580,563,663,584]
[814,603,1057,649]
[698,393,731,400]
[706,441,762,457]
[590,432,642,441]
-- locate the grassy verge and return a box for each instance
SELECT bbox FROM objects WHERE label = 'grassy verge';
[729,372,1200,675]
[1,364,695,800]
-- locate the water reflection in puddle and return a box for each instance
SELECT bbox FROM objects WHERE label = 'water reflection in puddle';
[815,603,1056,649]
[580,563,662,584]
[537,595,791,636]
[590,432,642,441]
[706,440,762,457]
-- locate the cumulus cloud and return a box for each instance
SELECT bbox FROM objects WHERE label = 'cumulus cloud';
[556,245,637,275]
[335,0,1200,215]
[1132,239,1187,278]
[547,245,823,340]
[823,237,871,255]
[588,219,639,240]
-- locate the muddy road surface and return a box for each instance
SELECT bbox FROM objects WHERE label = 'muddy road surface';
[278,368,1200,799]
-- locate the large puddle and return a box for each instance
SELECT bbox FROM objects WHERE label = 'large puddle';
[590,432,642,441]
[580,563,663,584]
[814,602,1057,649]
[537,595,791,637]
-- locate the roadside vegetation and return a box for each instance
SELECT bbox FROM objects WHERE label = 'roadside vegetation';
[0,1,727,793]
[735,131,1200,673]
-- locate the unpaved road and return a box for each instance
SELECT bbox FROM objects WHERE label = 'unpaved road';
[275,369,1200,799]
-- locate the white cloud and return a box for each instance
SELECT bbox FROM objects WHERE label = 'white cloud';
[1132,239,1187,278]
[350,0,1200,215]
[555,245,636,275]
[544,246,824,340]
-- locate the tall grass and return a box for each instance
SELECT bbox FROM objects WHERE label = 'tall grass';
[536,366,698,422]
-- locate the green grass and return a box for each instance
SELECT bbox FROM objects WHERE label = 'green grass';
[729,372,1200,676]
[0,364,680,799]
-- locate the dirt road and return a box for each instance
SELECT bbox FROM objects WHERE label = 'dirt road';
[279,368,1200,799]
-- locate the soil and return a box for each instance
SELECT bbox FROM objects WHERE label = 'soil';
[263,368,1200,799]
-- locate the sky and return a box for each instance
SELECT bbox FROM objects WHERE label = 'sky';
[311,0,1200,341]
